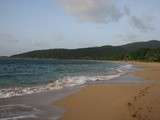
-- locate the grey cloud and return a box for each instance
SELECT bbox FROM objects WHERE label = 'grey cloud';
[59,0,124,23]
[129,16,154,32]
[124,6,154,32]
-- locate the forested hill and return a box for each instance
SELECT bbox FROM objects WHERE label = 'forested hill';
[11,40,160,62]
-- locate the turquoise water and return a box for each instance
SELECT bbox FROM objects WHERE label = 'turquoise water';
[0,59,132,98]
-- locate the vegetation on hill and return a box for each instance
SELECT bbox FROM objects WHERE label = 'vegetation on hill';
[11,40,160,62]
[126,48,160,62]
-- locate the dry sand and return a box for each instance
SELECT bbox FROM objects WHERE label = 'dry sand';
[55,62,160,120]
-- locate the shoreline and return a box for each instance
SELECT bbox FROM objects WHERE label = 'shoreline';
[0,61,159,120]
[55,62,160,120]
[0,61,141,120]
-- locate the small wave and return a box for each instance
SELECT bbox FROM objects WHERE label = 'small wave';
[0,64,133,99]
[0,104,39,120]
[116,64,133,73]
[48,64,133,87]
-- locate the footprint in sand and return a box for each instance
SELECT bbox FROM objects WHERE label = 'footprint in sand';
[128,86,152,120]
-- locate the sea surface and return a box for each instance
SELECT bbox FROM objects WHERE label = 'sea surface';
[0,58,133,98]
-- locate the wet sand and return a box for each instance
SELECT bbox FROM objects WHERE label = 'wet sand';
[55,62,160,120]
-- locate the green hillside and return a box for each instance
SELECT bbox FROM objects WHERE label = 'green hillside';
[11,40,160,62]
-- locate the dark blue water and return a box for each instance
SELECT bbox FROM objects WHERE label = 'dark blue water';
[0,59,123,88]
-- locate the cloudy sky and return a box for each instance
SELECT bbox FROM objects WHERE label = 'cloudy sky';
[0,0,160,56]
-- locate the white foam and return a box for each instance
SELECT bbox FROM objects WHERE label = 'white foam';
[0,83,63,98]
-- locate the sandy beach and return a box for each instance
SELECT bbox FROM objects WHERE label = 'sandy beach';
[132,62,160,81]
[55,62,160,120]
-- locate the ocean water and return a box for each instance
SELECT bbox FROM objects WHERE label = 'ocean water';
[0,58,132,98]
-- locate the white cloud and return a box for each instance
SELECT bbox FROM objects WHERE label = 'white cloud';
[59,0,123,23]
[58,0,155,32]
